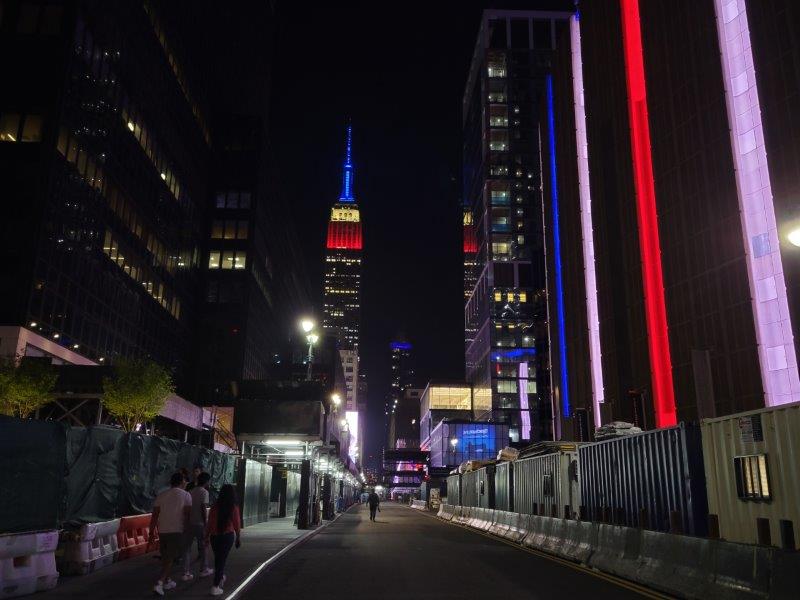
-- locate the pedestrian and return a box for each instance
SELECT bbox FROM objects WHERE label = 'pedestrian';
[367,490,380,522]
[181,472,213,581]
[205,484,241,596]
[149,472,192,596]
[185,466,202,492]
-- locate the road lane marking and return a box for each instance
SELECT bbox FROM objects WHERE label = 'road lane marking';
[411,506,672,600]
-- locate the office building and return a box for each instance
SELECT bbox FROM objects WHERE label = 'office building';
[389,387,423,450]
[463,10,571,443]
[419,381,474,449]
[540,0,800,436]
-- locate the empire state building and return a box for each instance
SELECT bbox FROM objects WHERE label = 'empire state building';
[323,125,362,411]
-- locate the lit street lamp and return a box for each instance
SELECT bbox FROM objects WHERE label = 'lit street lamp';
[331,393,342,410]
[450,437,459,466]
[305,332,319,381]
[299,318,315,333]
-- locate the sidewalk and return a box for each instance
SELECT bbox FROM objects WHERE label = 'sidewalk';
[38,517,313,599]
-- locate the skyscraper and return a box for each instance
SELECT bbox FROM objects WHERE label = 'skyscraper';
[463,10,571,443]
[323,125,363,422]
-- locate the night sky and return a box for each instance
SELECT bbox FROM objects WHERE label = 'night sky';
[270,2,569,467]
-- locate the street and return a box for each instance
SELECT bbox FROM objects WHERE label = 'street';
[238,503,650,599]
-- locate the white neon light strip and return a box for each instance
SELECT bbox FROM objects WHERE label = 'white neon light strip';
[570,15,605,424]
[714,0,800,406]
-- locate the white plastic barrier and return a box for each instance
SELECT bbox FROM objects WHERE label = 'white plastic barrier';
[0,531,59,599]
[58,519,120,575]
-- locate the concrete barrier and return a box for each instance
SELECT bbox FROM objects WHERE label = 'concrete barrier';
[504,512,531,543]
[437,503,455,521]
[0,530,59,599]
[116,514,157,561]
[58,518,120,575]
[488,511,512,538]
[410,500,427,511]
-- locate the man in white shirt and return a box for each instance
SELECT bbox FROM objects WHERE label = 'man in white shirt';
[181,471,213,580]
[149,471,192,596]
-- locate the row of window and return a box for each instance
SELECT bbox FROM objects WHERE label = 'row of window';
[493,291,528,303]
[72,18,188,206]
[0,113,43,142]
[57,127,183,274]
[142,1,210,144]
[215,190,252,209]
[210,219,249,240]
[102,230,181,319]
[208,250,247,270]
[206,280,243,304]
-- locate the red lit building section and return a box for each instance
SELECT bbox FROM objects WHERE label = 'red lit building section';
[326,220,362,250]
[620,0,676,427]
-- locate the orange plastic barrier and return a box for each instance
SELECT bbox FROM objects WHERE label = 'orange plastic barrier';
[116,514,158,561]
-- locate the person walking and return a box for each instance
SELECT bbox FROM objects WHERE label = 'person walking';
[149,472,192,596]
[185,466,202,492]
[367,490,380,522]
[205,484,241,596]
[181,472,213,581]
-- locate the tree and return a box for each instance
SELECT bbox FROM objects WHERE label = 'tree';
[102,359,174,433]
[0,356,58,418]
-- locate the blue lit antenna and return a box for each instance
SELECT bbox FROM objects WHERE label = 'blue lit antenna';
[339,123,355,202]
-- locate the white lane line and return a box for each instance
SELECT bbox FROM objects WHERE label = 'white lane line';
[224,514,342,600]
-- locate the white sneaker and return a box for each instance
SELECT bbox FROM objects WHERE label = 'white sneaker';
[153,582,164,597]
[210,586,224,596]
[200,568,214,578]
[163,580,177,591]
[181,573,194,582]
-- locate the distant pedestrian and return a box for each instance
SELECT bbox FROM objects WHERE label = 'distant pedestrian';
[185,466,202,492]
[205,484,241,596]
[367,491,380,522]
[150,472,192,596]
[181,472,213,581]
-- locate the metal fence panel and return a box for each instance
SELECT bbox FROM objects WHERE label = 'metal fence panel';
[446,474,460,506]
[513,453,566,516]
[495,462,512,512]
[578,423,708,536]
[461,466,495,508]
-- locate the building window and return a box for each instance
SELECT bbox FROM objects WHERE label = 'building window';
[494,291,502,302]
[497,380,517,393]
[492,242,510,257]
[734,454,771,501]
[0,113,41,143]
[0,114,20,142]
[212,250,246,270]
[519,292,527,303]
[208,251,220,269]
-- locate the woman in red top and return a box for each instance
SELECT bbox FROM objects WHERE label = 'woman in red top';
[205,484,241,596]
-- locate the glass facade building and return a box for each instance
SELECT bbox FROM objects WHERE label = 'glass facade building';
[428,420,510,468]
[463,10,571,443]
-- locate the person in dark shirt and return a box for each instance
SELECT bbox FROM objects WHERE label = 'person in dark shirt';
[367,491,380,522]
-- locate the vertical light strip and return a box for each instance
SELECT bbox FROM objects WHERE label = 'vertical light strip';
[518,362,532,441]
[546,74,570,419]
[620,0,677,428]
[570,14,605,427]
[713,0,800,406]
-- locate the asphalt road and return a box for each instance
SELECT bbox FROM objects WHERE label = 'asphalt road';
[237,503,651,600]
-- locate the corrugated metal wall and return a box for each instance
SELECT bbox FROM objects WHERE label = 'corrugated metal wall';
[702,403,800,548]
[446,474,460,505]
[238,460,272,527]
[495,462,513,511]
[285,470,301,521]
[513,453,564,516]
[579,423,708,536]
[461,466,495,508]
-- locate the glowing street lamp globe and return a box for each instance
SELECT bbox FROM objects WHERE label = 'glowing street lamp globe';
[788,227,800,248]
[299,318,315,333]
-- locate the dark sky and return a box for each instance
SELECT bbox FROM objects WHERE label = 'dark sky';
[270,2,569,467]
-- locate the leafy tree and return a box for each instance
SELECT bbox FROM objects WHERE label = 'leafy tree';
[0,356,58,418]
[102,359,174,432]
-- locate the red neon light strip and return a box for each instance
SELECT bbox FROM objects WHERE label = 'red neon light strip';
[463,224,477,253]
[620,0,676,427]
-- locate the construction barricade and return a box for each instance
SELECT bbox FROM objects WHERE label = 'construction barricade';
[57,519,120,575]
[437,504,455,521]
[0,530,59,599]
[116,514,157,561]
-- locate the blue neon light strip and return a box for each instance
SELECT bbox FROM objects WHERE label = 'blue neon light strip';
[546,74,570,418]
[339,124,355,202]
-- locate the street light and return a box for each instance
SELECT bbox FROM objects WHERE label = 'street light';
[788,227,800,247]
[450,437,459,466]
[299,318,315,333]
[331,393,342,409]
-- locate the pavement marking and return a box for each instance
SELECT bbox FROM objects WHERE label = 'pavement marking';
[223,512,343,600]
[413,506,673,600]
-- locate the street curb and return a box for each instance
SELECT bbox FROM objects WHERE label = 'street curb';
[223,511,344,600]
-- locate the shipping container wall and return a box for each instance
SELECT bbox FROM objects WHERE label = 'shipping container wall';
[513,452,578,517]
[701,402,800,549]
[446,474,461,505]
[495,462,513,512]
[461,466,495,508]
[579,423,708,536]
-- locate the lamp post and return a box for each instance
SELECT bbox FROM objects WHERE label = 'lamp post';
[450,437,459,466]
[331,393,342,411]
[305,333,318,381]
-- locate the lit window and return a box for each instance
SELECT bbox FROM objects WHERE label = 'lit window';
[507,292,514,302]
[20,115,43,142]
[221,251,235,269]
[211,220,224,239]
[494,291,502,302]
[0,114,20,142]
[497,380,518,393]
[234,252,246,269]
[208,251,220,269]
[734,454,771,501]
[519,292,527,303]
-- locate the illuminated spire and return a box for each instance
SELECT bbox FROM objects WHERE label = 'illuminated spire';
[339,123,355,202]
